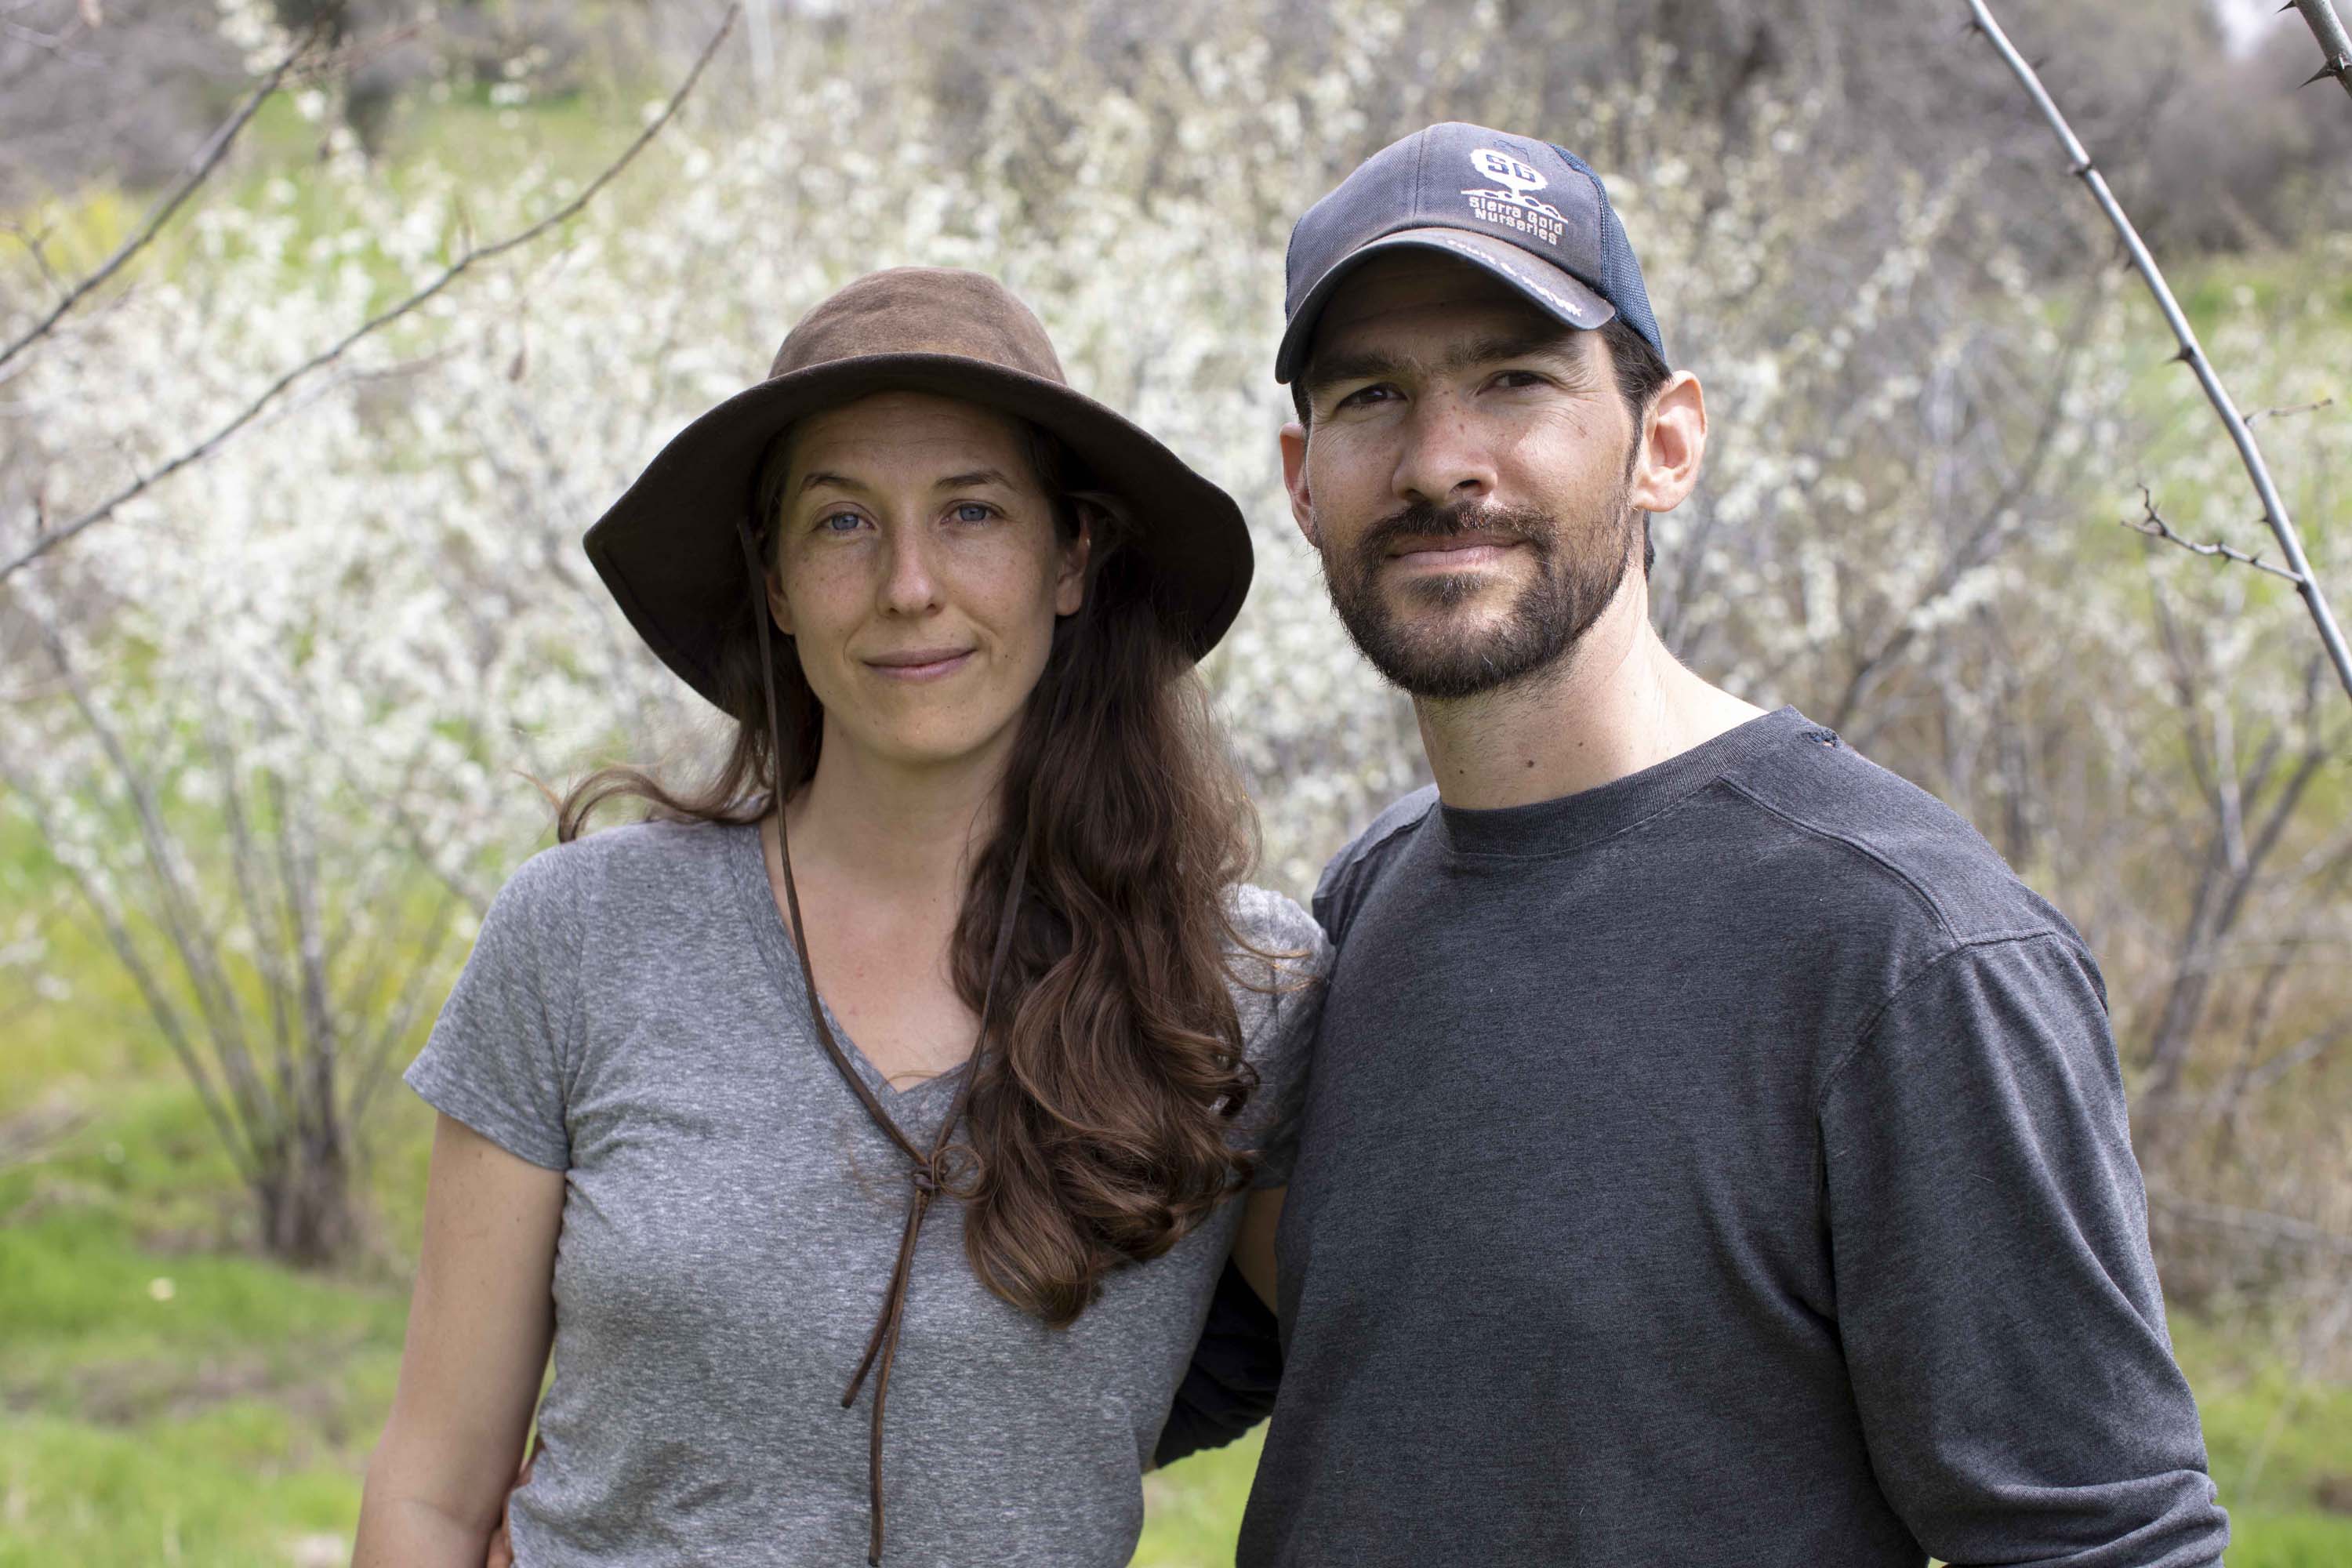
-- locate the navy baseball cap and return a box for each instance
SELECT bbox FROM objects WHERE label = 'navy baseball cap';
[1276,122,1666,384]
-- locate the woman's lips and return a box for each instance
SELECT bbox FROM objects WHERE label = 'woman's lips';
[863,648,975,682]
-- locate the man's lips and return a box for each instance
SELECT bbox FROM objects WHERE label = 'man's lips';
[1382,535,1522,569]
[863,647,975,681]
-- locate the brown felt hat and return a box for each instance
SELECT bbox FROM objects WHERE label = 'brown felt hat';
[583,267,1254,708]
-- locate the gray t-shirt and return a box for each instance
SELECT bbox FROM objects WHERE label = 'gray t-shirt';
[403,816,1326,1567]
[1240,706,2227,1567]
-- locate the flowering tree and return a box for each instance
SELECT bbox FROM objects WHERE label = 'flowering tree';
[2,0,2344,1285]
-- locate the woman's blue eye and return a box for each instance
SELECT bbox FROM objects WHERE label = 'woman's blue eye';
[952,503,995,524]
[818,511,864,533]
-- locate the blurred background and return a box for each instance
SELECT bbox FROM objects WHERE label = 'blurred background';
[2,0,2349,1562]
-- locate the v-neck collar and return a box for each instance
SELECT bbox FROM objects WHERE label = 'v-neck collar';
[723,818,971,1115]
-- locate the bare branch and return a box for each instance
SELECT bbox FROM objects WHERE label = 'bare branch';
[0,27,319,376]
[2288,0,2352,103]
[1966,0,2352,706]
[0,747,257,1181]
[0,3,742,585]
[2148,1188,2352,1260]
[2125,485,2307,583]
[2245,395,2335,426]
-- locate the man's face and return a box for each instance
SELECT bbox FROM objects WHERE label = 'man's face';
[1282,253,1643,700]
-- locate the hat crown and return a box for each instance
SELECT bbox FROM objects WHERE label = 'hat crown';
[767,267,1069,385]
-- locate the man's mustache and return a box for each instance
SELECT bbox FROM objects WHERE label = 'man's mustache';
[1357,499,1555,561]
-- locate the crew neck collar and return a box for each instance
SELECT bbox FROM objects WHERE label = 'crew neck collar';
[1432,705,1825,858]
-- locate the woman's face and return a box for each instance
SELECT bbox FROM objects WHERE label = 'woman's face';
[765,391,1088,776]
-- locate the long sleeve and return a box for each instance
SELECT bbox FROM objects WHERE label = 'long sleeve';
[1820,931,2229,1566]
[1153,1259,1283,1468]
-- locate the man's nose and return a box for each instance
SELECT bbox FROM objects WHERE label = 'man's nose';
[1392,397,1497,509]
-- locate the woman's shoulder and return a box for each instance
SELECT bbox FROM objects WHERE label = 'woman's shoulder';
[1221,882,1330,970]
[1219,882,1333,1045]
[482,816,745,931]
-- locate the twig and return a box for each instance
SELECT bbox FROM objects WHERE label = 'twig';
[0,4,740,585]
[2288,0,2352,103]
[2125,485,2307,583]
[2246,395,2334,426]
[1965,0,2352,707]
[2148,1189,2352,1260]
[0,27,321,377]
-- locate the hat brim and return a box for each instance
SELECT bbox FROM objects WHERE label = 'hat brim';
[1274,227,1618,384]
[583,354,1253,708]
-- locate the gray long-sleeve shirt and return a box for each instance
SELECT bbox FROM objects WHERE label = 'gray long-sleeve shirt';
[1239,705,2227,1567]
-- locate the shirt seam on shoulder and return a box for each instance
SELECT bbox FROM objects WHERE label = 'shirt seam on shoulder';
[1813,927,2088,1116]
[1717,773,1962,942]
[1323,792,1440,895]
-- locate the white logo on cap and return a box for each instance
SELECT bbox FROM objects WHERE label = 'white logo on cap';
[1462,147,1566,246]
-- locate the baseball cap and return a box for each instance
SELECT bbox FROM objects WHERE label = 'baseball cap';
[1276,122,1666,384]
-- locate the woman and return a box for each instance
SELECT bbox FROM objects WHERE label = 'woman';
[352,267,1325,1566]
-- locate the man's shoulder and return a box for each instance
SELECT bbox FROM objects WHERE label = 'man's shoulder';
[1310,785,1441,943]
[1713,722,2080,955]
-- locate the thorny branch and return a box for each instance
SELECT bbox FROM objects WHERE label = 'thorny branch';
[1965,0,2352,707]
[0,3,741,585]
[2127,485,2307,583]
[2288,0,2352,104]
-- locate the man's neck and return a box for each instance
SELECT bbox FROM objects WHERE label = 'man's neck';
[1413,579,1766,811]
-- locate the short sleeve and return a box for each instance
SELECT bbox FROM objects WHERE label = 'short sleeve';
[401,844,591,1171]
[1221,884,1332,1189]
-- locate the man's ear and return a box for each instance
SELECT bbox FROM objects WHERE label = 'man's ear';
[1279,421,1320,551]
[1054,509,1094,617]
[1627,370,1706,516]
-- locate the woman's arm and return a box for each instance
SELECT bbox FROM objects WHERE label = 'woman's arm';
[353,1113,565,1567]
[1232,1184,1283,1310]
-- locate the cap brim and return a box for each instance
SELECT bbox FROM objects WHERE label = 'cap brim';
[583,353,1253,708]
[1275,227,1618,384]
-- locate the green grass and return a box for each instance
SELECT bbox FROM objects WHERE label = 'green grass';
[7,1058,2351,1564]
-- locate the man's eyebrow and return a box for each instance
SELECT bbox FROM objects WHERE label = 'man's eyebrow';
[1305,327,1586,397]
[1446,328,1583,374]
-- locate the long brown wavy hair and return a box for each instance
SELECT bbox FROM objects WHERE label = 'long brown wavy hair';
[559,416,1283,1326]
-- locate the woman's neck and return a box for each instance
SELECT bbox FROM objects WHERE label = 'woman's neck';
[782,728,1011,905]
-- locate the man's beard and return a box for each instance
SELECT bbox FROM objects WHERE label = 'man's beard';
[1316,487,1640,701]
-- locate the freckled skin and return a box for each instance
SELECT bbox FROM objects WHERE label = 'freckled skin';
[764,391,1088,779]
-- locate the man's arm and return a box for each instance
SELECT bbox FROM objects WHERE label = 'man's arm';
[1153,1257,1284,1469]
[1820,931,2229,1566]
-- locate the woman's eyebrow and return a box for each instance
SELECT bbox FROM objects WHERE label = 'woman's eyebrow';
[932,469,1015,491]
[797,470,866,495]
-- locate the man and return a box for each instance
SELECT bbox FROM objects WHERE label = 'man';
[1227,122,2229,1566]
